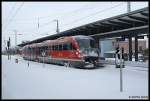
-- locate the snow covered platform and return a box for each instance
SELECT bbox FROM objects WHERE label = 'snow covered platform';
[2,55,148,99]
[100,58,148,68]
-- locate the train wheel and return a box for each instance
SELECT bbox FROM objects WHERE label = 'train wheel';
[64,62,72,68]
[68,62,73,68]
[64,62,68,67]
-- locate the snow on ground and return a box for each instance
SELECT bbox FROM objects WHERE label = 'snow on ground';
[2,55,148,99]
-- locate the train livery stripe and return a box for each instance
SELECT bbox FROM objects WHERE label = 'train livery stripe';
[38,56,84,62]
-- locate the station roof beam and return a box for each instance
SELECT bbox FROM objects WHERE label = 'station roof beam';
[18,7,149,47]
[123,16,146,23]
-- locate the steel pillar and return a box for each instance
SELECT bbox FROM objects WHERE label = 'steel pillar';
[129,36,132,61]
[135,36,138,61]
[95,38,100,49]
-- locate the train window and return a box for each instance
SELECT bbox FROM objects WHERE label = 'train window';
[70,43,76,50]
[50,45,52,50]
[76,39,90,49]
[54,45,56,50]
[72,44,76,50]
[52,45,55,50]
[27,48,28,53]
[63,44,68,50]
[53,45,58,51]
[50,46,53,50]
[62,43,74,50]
[31,48,33,52]
[48,46,51,50]
[41,46,48,51]
[28,47,31,53]
[59,44,62,50]
[39,47,43,55]
[44,46,48,50]
[31,47,33,53]
[42,47,44,52]
[36,47,39,54]
[75,38,96,49]
[56,45,59,51]
[39,46,47,56]
[68,43,71,50]
[32,48,34,54]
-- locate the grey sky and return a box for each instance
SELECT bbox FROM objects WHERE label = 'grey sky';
[2,2,148,49]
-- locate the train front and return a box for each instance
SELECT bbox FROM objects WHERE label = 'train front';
[74,35,100,68]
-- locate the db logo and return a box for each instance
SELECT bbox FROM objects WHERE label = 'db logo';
[42,51,46,56]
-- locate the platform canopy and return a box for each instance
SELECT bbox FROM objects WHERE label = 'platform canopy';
[18,7,148,47]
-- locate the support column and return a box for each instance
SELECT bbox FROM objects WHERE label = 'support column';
[129,36,132,61]
[135,35,138,61]
[95,37,99,49]
[148,34,149,49]
[94,37,100,57]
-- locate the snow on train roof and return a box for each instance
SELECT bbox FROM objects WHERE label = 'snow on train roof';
[23,35,93,48]
[73,35,94,40]
[47,36,72,43]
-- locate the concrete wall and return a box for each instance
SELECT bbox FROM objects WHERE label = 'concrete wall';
[100,39,116,57]
[119,40,146,53]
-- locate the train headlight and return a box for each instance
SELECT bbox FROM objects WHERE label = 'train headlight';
[79,50,82,54]
[75,52,79,55]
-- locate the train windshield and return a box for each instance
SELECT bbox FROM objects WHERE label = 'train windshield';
[75,36,99,57]
[75,38,96,49]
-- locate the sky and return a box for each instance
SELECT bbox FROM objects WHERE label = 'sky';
[2,2,148,49]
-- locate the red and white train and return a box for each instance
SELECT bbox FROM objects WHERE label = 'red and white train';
[22,35,100,68]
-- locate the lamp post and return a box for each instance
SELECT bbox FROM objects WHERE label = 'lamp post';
[53,19,59,34]
[13,30,22,55]
[13,30,22,46]
[127,2,131,13]
[13,30,17,46]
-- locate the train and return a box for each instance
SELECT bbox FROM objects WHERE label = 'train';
[22,35,100,68]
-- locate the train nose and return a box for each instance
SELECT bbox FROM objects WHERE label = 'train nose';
[83,56,99,67]
[84,56,99,62]
[84,62,95,68]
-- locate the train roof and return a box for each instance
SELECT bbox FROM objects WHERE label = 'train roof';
[72,35,94,40]
[22,35,93,48]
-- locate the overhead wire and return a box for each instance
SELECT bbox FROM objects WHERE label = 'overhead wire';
[34,3,95,29]
[5,3,97,30]
[36,2,124,32]
[4,2,124,38]
[3,2,24,31]
[38,3,108,28]
[2,3,17,39]
[3,2,17,24]
[38,3,92,20]
[29,2,125,37]
[3,3,94,44]
[3,2,102,34]
[61,2,124,28]
[5,3,91,23]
